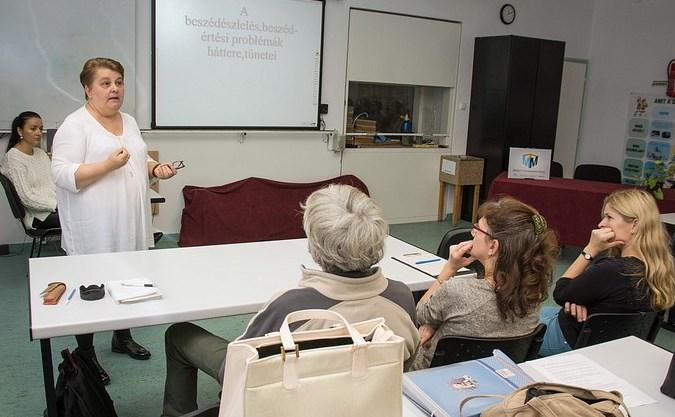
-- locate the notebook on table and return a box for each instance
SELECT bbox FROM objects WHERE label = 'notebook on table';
[107,277,162,303]
[392,252,473,278]
[403,350,533,417]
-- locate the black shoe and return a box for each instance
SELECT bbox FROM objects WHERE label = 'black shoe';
[80,348,111,385]
[111,333,151,360]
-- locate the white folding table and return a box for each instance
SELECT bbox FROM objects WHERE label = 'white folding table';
[403,336,675,417]
[30,236,444,417]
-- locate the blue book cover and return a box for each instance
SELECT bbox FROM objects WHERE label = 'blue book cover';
[403,350,533,417]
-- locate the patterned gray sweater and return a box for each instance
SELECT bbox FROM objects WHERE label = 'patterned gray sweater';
[410,275,540,370]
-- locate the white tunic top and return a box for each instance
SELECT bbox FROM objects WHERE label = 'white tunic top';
[51,106,153,255]
[0,147,56,227]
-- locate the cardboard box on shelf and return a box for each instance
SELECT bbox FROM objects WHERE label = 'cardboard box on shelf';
[354,119,377,134]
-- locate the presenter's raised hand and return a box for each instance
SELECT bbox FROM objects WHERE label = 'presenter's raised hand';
[108,147,130,170]
[152,163,177,180]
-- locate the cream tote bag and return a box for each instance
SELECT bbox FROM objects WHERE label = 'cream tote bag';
[218,309,405,417]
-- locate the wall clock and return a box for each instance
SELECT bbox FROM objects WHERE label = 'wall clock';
[500,4,516,25]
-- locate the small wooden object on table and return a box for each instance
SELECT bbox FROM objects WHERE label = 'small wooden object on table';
[438,155,484,225]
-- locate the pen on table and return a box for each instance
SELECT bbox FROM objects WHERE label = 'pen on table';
[415,258,442,265]
[402,252,421,256]
[121,283,156,287]
[65,288,76,305]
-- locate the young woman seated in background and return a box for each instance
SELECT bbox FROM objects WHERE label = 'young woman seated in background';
[539,188,675,356]
[410,196,559,370]
[0,111,59,229]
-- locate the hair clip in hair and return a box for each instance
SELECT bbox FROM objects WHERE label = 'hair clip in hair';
[79,284,105,301]
[531,214,547,236]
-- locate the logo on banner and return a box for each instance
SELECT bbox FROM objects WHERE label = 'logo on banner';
[521,153,539,168]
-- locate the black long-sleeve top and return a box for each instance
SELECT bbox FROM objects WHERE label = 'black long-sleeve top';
[553,256,651,346]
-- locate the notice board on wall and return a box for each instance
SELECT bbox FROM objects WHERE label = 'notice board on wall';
[623,93,675,184]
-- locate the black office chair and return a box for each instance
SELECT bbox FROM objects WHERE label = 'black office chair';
[550,161,563,178]
[429,323,547,367]
[574,311,661,349]
[573,164,622,183]
[0,172,61,257]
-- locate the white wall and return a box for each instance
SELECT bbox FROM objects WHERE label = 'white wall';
[2,0,597,244]
[577,0,675,167]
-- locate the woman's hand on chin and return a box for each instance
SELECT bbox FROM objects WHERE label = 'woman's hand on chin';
[587,227,624,255]
[448,240,476,270]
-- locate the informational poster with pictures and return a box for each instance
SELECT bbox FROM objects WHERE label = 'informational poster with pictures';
[623,93,675,185]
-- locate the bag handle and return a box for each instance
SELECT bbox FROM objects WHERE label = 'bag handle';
[279,309,369,390]
[459,394,505,417]
[279,309,366,352]
[524,383,631,417]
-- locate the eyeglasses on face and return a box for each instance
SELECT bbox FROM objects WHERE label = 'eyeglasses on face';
[472,223,495,239]
[172,160,186,170]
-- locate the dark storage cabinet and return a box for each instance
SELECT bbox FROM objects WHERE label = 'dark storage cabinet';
[466,35,565,201]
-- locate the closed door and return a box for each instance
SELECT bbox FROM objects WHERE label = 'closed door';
[554,60,587,178]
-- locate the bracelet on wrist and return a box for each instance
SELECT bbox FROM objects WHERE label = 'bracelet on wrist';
[436,277,446,285]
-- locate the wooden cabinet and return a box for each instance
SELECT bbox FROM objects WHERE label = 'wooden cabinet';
[466,35,565,201]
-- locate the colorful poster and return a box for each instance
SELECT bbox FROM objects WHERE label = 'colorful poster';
[623,93,675,185]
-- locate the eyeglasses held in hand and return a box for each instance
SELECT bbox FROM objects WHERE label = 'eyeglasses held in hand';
[172,160,186,170]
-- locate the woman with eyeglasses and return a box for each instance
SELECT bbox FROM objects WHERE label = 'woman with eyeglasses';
[51,58,179,384]
[538,188,675,356]
[409,196,559,370]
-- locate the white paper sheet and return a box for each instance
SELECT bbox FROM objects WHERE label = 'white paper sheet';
[392,253,445,277]
[107,277,162,304]
[441,159,456,175]
[526,353,655,408]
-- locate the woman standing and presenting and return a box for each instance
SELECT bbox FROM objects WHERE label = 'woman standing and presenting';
[51,57,177,383]
[539,188,675,356]
[1,111,59,229]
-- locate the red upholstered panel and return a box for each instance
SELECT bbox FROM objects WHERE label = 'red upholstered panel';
[178,175,369,247]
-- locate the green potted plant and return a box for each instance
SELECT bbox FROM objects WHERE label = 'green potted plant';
[642,160,667,200]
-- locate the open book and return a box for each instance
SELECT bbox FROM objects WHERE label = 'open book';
[403,350,533,417]
[107,277,162,304]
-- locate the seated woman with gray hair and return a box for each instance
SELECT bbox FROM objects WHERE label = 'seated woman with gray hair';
[161,184,419,417]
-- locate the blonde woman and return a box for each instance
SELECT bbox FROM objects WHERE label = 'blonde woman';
[539,188,675,356]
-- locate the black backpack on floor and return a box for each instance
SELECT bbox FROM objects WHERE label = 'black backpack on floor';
[55,348,118,417]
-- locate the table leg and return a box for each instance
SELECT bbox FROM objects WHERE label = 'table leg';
[472,185,481,223]
[41,338,57,417]
[438,182,446,221]
[452,185,463,226]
